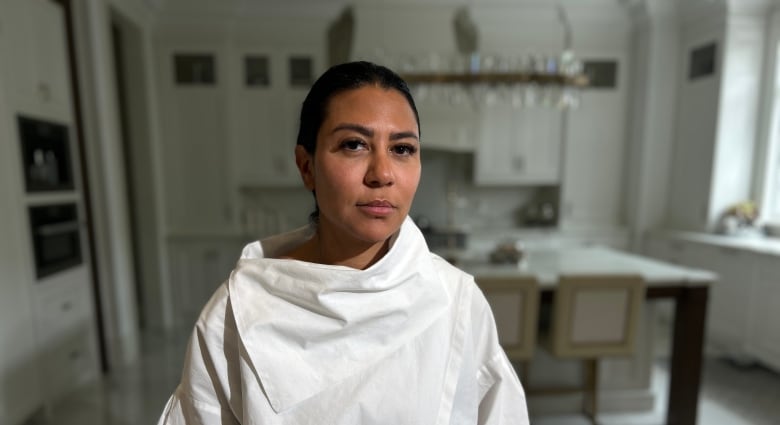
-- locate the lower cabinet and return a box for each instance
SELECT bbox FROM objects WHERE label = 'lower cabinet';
[643,233,780,371]
[167,236,247,330]
[747,254,780,371]
[30,266,100,409]
[39,325,99,401]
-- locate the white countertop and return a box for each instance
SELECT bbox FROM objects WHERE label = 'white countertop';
[653,229,780,257]
[456,246,716,288]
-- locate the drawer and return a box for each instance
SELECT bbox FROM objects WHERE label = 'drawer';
[32,271,93,342]
[41,326,99,401]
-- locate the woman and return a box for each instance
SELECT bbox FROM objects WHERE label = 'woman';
[158,61,529,424]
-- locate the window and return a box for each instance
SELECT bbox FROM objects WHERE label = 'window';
[760,43,780,225]
[762,135,780,223]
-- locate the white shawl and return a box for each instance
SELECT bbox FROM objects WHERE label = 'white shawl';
[158,216,529,425]
[230,217,450,412]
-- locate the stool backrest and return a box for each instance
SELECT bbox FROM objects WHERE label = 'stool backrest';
[476,277,540,360]
[550,274,645,358]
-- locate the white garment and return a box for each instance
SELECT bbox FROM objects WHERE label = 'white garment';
[158,217,529,425]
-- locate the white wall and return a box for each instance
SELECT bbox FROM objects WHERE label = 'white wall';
[0,10,44,419]
[665,1,770,232]
[666,7,725,231]
[70,0,166,366]
[624,0,680,250]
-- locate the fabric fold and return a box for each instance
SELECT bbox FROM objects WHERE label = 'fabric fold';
[228,217,450,413]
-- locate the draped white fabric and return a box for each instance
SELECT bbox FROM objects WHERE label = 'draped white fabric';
[158,217,529,424]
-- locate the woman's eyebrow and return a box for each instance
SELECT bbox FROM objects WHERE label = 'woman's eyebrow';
[331,123,419,141]
[332,123,373,137]
[390,131,419,141]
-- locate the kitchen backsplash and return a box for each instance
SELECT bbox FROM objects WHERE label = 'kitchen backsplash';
[411,150,556,231]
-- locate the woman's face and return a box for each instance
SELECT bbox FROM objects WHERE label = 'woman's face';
[296,85,421,247]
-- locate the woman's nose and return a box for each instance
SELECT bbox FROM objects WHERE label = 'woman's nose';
[365,151,394,187]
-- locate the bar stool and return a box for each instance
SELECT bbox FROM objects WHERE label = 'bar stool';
[475,277,540,363]
[546,274,645,424]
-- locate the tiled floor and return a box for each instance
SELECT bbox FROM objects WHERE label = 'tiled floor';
[38,332,780,425]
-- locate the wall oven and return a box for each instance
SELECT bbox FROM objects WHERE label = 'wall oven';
[17,115,74,193]
[29,203,83,279]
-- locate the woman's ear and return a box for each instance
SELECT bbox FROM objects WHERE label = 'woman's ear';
[295,145,315,191]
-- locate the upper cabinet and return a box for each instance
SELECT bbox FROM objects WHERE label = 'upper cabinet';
[154,16,328,232]
[474,105,562,185]
[1,0,73,121]
[228,46,321,187]
[416,100,479,153]
[157,43,234,234]
[560,55,629,228]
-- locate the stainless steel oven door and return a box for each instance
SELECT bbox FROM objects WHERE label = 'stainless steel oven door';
[29,203,83,279]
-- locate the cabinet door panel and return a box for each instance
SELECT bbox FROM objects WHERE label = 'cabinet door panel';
[164,88,230,231]
[475,106,561,185]
[2,0,37,103]
[229,47,318,187]
[3,0,72,119]
[417,101,478,152]
[684,243,753,355]
[232,89,282,183]
[32,0,71,115]
[748,255,780,370]
[168,239,244,329]
[563,90,626,225]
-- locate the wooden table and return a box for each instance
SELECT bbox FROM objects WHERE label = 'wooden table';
[460,246,715,425]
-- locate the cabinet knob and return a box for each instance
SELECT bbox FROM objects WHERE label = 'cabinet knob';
[62,301,73,312]
[512,156,525,171]
[38,82,52,101]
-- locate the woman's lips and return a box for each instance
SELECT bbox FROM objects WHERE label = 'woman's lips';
[357,200,395,216]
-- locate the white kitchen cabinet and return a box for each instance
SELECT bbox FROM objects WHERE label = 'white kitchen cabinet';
[1,0,72,120]
[643,233,775,364]
[167,236,246,330]
[685,243,755,358]
[158,45,233,234]
[416,100,478,152]
[474,105,561,185]
[747,254,780,371]
[30,266,100,406]
[228,46,321,187]
[643,235,690,266]
[0,224,43,423]
[560,69,629,228]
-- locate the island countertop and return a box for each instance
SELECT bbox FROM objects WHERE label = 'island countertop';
[454,245,716,288]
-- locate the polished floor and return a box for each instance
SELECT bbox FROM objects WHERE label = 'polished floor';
[37,332,780,425]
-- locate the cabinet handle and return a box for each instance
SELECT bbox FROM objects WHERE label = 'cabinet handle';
[38,82,51,102]
[512,156,525,171]
[35,221,82,237]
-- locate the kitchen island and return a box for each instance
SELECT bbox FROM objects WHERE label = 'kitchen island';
[458,246,715,425]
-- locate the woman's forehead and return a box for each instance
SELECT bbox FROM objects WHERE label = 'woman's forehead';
[322,86,417,129]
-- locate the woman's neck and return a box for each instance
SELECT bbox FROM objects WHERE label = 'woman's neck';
[283,229,391,270]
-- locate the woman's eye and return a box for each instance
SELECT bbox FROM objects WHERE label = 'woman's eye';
[392,144,418,156]
[341,140,366,151]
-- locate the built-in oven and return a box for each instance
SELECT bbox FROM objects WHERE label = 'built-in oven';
[17,115,74,193]
[29,203,83,279]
